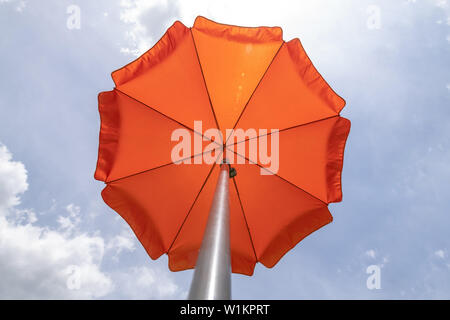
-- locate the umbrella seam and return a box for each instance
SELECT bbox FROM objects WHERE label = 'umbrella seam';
[104,88,222,183]
[114,88,221,146]
[224,41,285,147]
[228,150,328,206]
[227,114,340,147]
[166,151,222,254]
[190,28,221,134]
[232,178,258,263]
[105,148,219,184]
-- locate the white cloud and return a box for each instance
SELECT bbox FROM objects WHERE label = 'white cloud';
[434,0,448,8]
[435,249,446,259]
[0,214,113,299]
[106,229,136,260]
[0,144,28,212]
[111,266,186,299]
[0,0,26,12]
[10,208,37,224]
[365,249,376,259]
[0,143,182,299]
[57,204,81,235]
[15,0,25,12]
[364,250,389,267]
[119,0,177,56]
[0,144,113,299]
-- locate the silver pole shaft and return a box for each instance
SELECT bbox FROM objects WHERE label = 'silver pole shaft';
[188,164,231,300]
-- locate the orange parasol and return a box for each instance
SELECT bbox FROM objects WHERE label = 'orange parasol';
[95,16,350,299]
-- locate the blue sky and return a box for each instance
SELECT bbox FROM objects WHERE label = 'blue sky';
[0,0,449,299]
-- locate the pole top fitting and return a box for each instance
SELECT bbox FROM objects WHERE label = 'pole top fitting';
[220,159,237,178]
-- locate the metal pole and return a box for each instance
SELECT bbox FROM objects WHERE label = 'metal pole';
[188,163,231,300]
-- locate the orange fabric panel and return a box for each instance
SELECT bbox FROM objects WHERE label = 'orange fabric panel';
[112,21,217,134]
[234,40,345,142]
[192,17,283,139]
[167,165,220,273]
[95,90,219,183]
[227,116,350,203]
[101,154,213,260]
[232,161,332,268]
[168,164,256,276]
[285,38,345,114]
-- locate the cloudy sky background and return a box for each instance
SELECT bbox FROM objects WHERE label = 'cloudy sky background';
[0,0,449,299]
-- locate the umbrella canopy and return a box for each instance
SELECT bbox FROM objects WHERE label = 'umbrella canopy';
[95,16,350,276]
